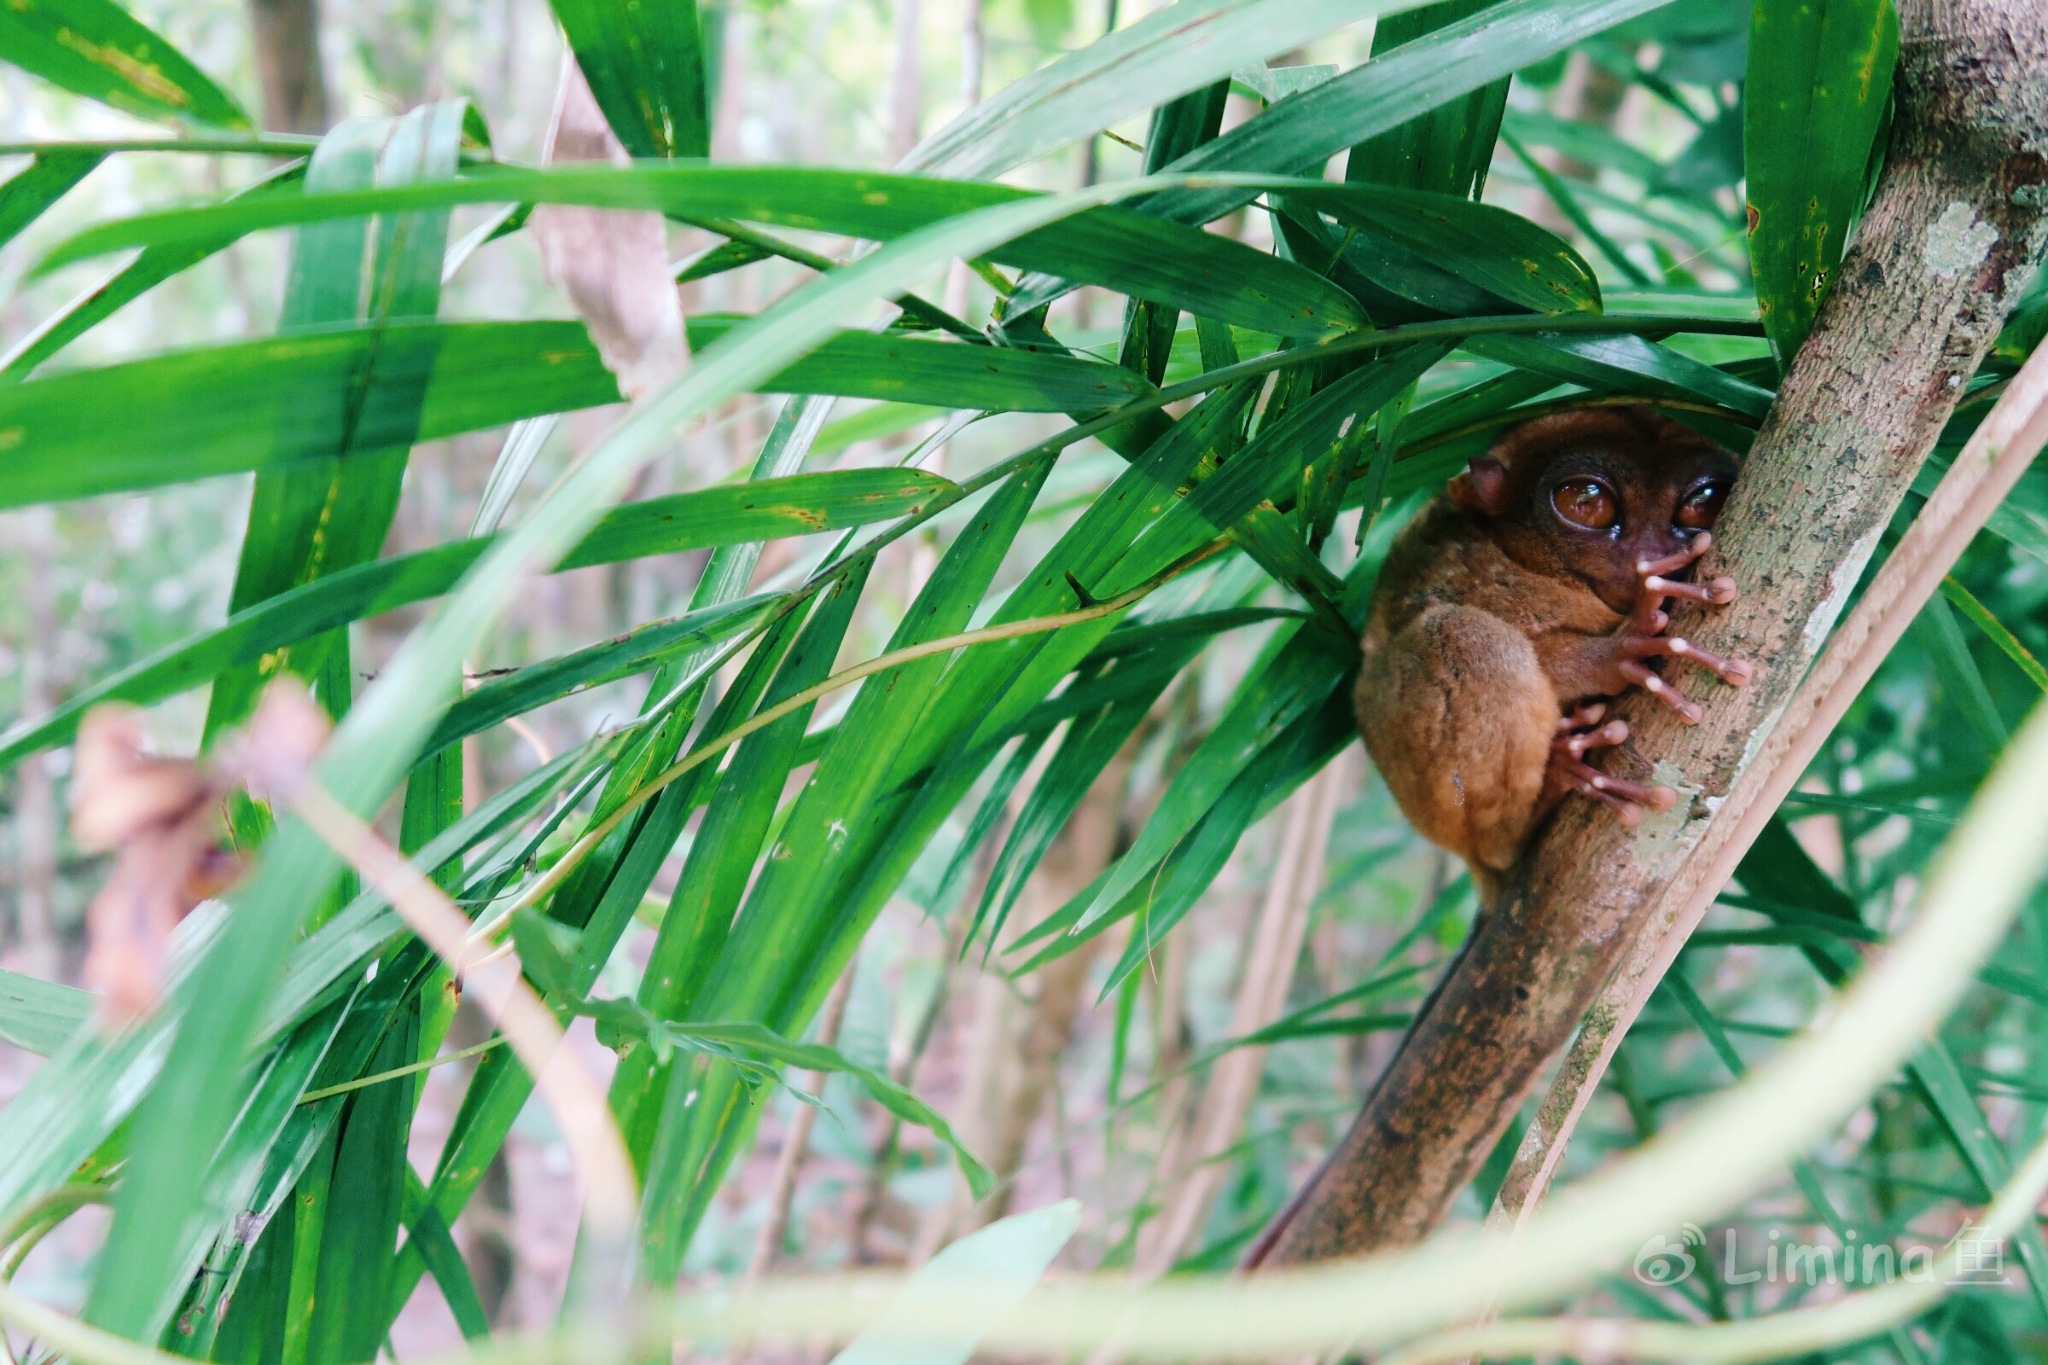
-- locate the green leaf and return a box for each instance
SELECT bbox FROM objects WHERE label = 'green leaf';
[633,571,867,1031]
[1,159,306,381]
[93,171,1244,1326]
[0,150,102,249]
[421,592,773,753]
[551,0,709,158]
[1139,0,1681,226]
[1499,126,1653,286]
[1915,595,2008,755]
[1093,691,1354,992]
[142,985,368,1344]
[685,314,1155,411]
[970,650,1192,955]
[1072,624,1351,935]
[902,0,1423,179]
[0,320,622,509]
[0,468,950,770]
[1745,0,1900,364]
[1915,451,2048,566]
[827,1201,1080,1365]
[634,462,1056,1280]
[203,104,471,749]
[1343,0,1509,200]
[1463,330,1776,417]
[397,1172,490,1340]
[0,968,90,1056]
[1942,577,2048,693]
[537,418,856,1008]
[1730,822,2048,1323]
[674,235,770,284]
[1124,343,1453,598]
[812,401,949,456]
[659,1019,994,1199]
[1499,107,1663,184]
[42,165,1370,340]
[1295,184,1602,315]
[0,0,251,128]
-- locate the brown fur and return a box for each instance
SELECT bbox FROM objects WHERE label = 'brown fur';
[1354,407,1740,894]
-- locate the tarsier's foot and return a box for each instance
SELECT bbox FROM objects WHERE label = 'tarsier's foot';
[1544,706,1676,826]
[1618,532,1754,725]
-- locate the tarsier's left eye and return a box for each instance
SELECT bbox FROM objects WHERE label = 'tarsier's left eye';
[1677,482,1728,531]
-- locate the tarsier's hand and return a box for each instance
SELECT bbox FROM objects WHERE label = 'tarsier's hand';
[1543,702,1675,826]
[1614,531,1753,724]
[1547,534,1754,825]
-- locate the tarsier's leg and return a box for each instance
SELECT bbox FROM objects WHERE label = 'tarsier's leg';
[1355,605,1557,874]
[1615,532,1755,724]
[1540,705,1674,827]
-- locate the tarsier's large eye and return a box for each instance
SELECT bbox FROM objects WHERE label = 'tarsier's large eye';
[1677,481,1728,531]
[1552,478,1619,530]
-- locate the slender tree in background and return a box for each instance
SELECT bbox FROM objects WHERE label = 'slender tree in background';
[248,0,330,132]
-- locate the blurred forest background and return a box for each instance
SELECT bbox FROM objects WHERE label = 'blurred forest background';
[3,0,2047,1360]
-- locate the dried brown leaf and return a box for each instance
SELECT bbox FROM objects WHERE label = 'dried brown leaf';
[70,681,330,1022]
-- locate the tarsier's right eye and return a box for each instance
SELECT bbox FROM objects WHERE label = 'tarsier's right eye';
[1552,478,1619,530]
[1677,481,1728,531]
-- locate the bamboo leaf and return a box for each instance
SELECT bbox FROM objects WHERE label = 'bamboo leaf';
[1745,0,1900,364]
[397,1173,490,1340]
[1296,185,1601,316]
[655,1019,993,1199]
[0,469,950,770]
[1499,107,1663,184]
[1463,330,1776,417]
[902,0,1424,180]
[551,0,709,159]
[685,314,1156,410]
[1942,577,2048,692]
[1138,0,1680,226]
[0,320,622,509]
[970,650,1194,954]
[422,593,773,752]
[1,160,306,382]
[0,0,251,128]
[0,968,91,1056]
[202,104,471,749]
[0,151,102,249]
[1071,624,1350,936]
[41,165,1370,339]
[1343,0,1509,199]
[92,171,1251,1324]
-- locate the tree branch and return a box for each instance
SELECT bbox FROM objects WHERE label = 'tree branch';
[1253,0,2048,1266]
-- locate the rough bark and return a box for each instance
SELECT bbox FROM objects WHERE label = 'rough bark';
[1254,0,2048,1267]
[247,0,330,134]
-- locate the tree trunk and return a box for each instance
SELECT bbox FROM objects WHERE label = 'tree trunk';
[889,0,926,164]
[12,507,60,976]
[247,0,330,134]
[1135,757,1347,1274]
[1252,0,2048,1268]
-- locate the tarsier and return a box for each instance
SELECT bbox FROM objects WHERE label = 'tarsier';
[1354,406,1754,900]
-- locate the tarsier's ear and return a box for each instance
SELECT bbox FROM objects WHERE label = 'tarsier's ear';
[1448,456,1511,516]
